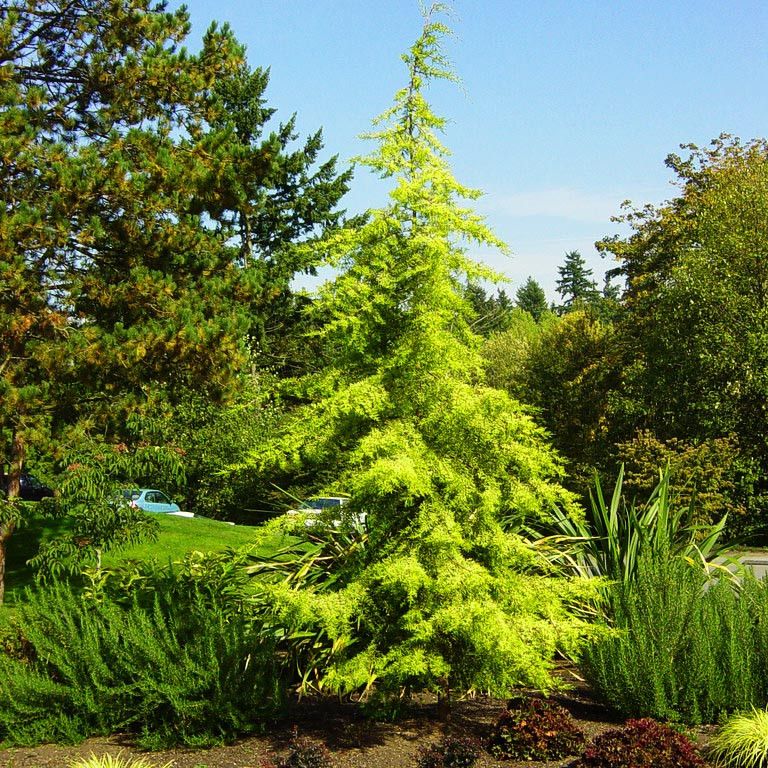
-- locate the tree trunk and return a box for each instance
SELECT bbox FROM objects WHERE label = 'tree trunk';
[0,431,25,605]
[0,533,9,606]
[436,678,452,722]
[7,430,24,498]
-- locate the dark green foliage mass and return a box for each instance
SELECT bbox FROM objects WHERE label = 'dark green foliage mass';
[464,283,515,336]
[599,136,768,526]
[514,276,549,321]
[583,555,768,724]
[144,384,282,521]
[0,582,282,747]
[509,309,619,493]
[202,54,352,374]
[480,309,552,398]
[0,0,350,597]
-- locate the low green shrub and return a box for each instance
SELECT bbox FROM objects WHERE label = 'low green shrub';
[573,718,705,768]
[583,553,768,723]
[0,581,283,747]
[487,696,585,760]
[709,707,768,768]
[417,735,481,768]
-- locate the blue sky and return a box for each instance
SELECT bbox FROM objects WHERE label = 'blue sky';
[175,0,768,299]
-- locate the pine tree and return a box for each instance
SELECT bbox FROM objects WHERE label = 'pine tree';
[515,277,549,321]
[203,56,353,372]
[0,0,350,601]
[1,0,224,602]
[555,250,599,312]
[247,7,592,703]
[465,284,515,336]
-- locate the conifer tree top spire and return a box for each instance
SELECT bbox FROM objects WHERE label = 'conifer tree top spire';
[315,3,508,382]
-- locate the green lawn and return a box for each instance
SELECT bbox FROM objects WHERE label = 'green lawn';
[101,514,261,566]
[4,511,71,602]
[2,511,289,610]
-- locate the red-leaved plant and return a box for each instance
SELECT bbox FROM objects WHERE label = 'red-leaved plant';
[574,718,706,768]
[488,696,585,760]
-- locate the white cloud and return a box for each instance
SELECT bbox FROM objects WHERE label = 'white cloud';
[484,187,630,223]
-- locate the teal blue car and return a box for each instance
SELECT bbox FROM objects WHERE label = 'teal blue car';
[121,488,191,516]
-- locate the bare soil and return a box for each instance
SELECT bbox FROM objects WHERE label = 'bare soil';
[0,679,714,768]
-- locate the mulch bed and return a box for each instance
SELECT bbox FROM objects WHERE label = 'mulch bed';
[0,678,715,768]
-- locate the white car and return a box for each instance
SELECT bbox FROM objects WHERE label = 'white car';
[286,496,366,527]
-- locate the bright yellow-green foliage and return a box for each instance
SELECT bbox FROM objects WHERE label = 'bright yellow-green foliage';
[242,7,593,700]
[70,753,172,768]
[710,708,768,768]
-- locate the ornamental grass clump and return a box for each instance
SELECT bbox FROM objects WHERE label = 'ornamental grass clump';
[487,696,585,760]
[709,708,768,768]
[534,465,732,584]
[573,718,705,768]
[69,754,172,768]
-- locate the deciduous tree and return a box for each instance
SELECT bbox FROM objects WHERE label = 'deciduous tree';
[515,310,619,493]
[599,136,768,517]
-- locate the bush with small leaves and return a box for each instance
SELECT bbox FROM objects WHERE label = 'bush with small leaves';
[0,582,283,748]
[574,718,706,768]
[487,696,585,760]
[417,735,481,768]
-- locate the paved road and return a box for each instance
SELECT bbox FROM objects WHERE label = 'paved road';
[732,551,768,580]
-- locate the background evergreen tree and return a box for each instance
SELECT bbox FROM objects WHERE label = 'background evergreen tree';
[555,250,599,313]
[464,283,514,336]
[203,56,353,375]
[244,7,591,702]
[515,276,549,321]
